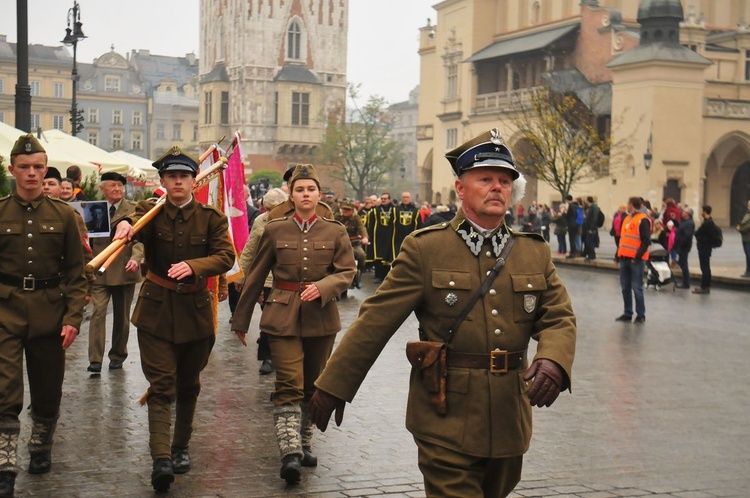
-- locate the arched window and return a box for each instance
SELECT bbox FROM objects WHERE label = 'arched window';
[287,21,301,60]
[532,1,541,24]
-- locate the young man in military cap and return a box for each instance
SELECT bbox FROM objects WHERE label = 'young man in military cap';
[310,129,577,497]
[113,146,235,492]
[0,134,88,497]
[85,172,143,373]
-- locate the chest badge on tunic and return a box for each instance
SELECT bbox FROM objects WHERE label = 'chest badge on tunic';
[523,294,537,314]
[445,292,458,306]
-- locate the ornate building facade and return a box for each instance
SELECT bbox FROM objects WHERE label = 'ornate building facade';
[417,0,750,225]
[198,0,348,186]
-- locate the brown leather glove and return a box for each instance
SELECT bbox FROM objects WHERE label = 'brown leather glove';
[523,359,564,408]
[309,389,346,432]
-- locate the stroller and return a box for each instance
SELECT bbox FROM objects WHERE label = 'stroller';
[645,245,674,291]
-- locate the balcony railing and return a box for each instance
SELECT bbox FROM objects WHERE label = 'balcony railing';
[473,86,542,115]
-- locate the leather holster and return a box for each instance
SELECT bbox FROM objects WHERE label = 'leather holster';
[405,341,447,415]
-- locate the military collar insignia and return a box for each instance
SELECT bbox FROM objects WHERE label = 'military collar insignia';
[455,219,510,257]
[293,213,317,232]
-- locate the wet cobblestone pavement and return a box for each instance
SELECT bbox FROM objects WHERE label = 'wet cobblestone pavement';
[13,261,750,497]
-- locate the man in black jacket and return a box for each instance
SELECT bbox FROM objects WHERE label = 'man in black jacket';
[692,205,720,294]
[583,196,601,260]
[674,208,695,289]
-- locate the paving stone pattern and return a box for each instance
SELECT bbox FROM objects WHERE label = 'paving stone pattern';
[12,260,750,497]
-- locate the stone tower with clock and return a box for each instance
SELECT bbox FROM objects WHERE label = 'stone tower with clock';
[199,0,348,185]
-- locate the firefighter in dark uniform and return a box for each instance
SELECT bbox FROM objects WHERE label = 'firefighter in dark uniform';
[310,129,576,497]
[232,164,356,484]
[113,146,235,492]
[334,201,368,289]
[0,134,87,498]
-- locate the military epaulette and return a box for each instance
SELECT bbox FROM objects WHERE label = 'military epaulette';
[266,216,289,225]
[321,216,344,227]
[412,222,451,237]
[198,203,225,215]
[509,227,546,242]
[48,197,70,205]
[0,195,10,202]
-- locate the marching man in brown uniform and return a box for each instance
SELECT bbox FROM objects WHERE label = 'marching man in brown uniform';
[86,172,143,373]
[310,130,577,497]
[334,201,368,289]
[232,164,355,484]
[113,146,234,492]
[0,135,87,497]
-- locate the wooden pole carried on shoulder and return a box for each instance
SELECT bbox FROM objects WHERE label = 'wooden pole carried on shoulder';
[87,156,229,274]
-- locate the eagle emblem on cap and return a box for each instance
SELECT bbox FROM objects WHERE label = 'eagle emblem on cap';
[170,146,181,156]
[490,128,505,146]
[301,166,310,177]
[25,143,32,152]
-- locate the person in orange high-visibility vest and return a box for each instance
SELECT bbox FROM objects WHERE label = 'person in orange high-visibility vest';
[615,196,652,323]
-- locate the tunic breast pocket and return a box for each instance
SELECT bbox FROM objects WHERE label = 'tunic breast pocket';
[189,235,208,257]
[312,241,334,265]
[38,219,65,253]
[0,222,21,252]
[276,241,298,265]
[431,270,472,319]
[511,273,547,322]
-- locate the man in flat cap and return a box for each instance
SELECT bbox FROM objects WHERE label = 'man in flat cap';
[310,129,577,497]
[85,172,143,373]
[113,145,234,492]
[0,134,88,497]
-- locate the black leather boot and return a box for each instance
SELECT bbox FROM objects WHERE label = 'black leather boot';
[151,458,174,492]
[301,447,317,467]
[0,472,15,498]
[280,454,301,483]
[171,446,191,474]
[28,451,51,474]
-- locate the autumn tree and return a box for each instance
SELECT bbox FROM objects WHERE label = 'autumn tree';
[506,85,634,201]
[317,85,403,199]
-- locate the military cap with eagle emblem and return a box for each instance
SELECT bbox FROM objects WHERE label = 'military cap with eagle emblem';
[152,145,199,176]
[11,133,46,157]
[445,128,519,179]
[288,163,321,189]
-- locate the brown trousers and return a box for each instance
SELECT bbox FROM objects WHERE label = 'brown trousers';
[415,438,523,498]
[267,334,336,406]
[87,283,135,363]
[137,330,214,459]
[0,328,64,422]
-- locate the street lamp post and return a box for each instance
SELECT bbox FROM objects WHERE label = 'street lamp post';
[62,1,86,136]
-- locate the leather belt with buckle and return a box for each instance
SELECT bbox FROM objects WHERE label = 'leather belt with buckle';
[446,349,527,374]
[0,272,62,292]
[274,280,310,292]
[146,270,205,294]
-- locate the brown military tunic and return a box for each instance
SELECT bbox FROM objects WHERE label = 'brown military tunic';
[0,194,88,337]
[232,215,356,337]
[316,210,576,459]
[130,197,235,343]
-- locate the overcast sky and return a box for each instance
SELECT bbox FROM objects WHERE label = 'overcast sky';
[0,0,436,104]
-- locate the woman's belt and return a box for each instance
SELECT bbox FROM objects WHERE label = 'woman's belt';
[446,349,527,374]
[146,270,205,294]
[0,272,62,291]
[274,280,310,292]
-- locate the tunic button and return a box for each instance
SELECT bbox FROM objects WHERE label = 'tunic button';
[178,231,184,236]
[489,289,497,296]
[28,247,33,251]
[486,251,492,257]
[27,207,32,212]
[27,233,33,238]
[303,267,308,270]
[28,261,32,265]
[303,230,308,234]
[303,248,308,251]
[5,229,9,233]
[494,329,501,336]
[491,309,498,316]
[527,283,533,289]
[178,243,183,248]
[285,244,288,247]
[303,239,308,243]
[486,271,491,276]
[27,220,32,225]
[449,281,455,287]
[303,257,308,261]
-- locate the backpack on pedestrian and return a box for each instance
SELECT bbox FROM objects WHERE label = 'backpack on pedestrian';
[596,208,605,228]
[712,225,723,248]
